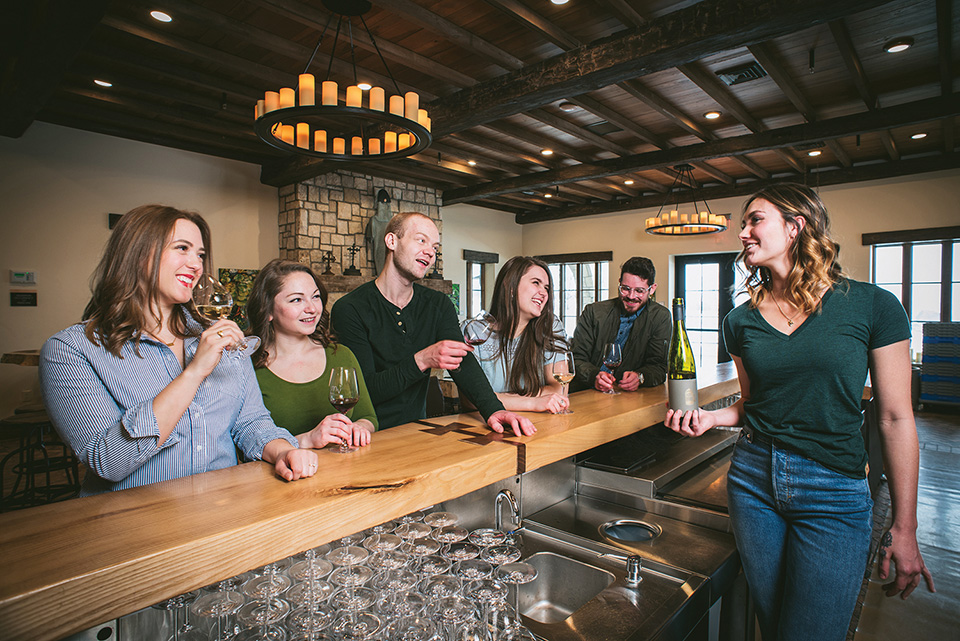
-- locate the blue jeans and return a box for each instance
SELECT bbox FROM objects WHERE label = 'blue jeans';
[727,432,873,641]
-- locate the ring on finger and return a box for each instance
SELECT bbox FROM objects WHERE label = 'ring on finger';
[217,330,224,337]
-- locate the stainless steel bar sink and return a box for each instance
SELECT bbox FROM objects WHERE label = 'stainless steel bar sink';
[514,528,711,641]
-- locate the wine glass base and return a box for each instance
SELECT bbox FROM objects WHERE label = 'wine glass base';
[557,408,574,414]
[229,335,261,359]
[602,389,621,395]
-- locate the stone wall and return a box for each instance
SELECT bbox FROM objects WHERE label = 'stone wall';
[278,170,442,281]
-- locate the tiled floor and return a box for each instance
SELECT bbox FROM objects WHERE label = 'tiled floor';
[853,408,960,641]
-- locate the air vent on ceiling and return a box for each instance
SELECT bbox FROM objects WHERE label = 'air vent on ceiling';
[715,61,767,86]
[584,121,622,136]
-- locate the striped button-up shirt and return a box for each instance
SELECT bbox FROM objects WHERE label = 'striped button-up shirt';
[40,321,298,496]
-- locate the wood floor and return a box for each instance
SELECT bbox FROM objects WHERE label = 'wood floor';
[853,407,960,641]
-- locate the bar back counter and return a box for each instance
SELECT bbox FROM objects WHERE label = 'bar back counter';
[0,364,739,641]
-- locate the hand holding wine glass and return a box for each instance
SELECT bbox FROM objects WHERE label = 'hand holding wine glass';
[192,273,261,358]
[329,367,360,453]
[601,343,622,395]
[456,313,493,371]
[550,350,575,414]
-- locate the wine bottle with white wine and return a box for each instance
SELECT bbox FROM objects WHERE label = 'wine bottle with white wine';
[668,298,698,412]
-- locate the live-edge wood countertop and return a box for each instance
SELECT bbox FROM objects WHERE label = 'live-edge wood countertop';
[0,363,738,640]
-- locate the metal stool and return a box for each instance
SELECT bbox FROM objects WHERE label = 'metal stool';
[0,410,81,511]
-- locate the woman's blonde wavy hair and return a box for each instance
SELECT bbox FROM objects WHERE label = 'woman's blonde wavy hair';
[739,183,845,315]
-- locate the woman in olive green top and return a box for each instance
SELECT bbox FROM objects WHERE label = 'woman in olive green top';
[247,259,376,447]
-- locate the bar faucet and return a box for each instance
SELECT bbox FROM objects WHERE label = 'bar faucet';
[495,488,521,532]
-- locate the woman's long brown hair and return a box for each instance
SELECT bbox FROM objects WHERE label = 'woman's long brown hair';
[740,183,845,315]
[245,259,335,369]
[488,256,569,396]
[83,205,212,357]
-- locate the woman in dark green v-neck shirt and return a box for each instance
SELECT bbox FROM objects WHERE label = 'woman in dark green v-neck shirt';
[665,184,934,641]
[246,260,377,448]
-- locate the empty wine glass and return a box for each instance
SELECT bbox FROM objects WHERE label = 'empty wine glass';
[192,273,261,357]
[423,511,459,528]
[384,614,437,641]
[480,545,521,566]
[152,589,201,641]
[429,595,477,641]
[601,342,622,395]
[328,367,360,453]
[190,580,244,641]
[455,558,494,581]
[550,350,575,414]
[496,562,538,626]
[468,528,508,547]
[433,525,469,544]
[442,541,481,562]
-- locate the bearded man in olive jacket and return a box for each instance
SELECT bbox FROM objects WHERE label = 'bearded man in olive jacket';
[571,257,672,393]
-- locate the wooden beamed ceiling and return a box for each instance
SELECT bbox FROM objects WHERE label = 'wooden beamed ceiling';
[2,0,957,223]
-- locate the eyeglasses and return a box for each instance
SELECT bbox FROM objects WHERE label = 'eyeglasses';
[618,284,652,296]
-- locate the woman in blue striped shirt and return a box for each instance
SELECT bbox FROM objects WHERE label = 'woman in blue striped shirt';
[40,205,321,495]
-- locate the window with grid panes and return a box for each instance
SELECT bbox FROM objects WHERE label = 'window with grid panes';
[674,253,739,370]
[540,255,610,337]
[867,234,959,362]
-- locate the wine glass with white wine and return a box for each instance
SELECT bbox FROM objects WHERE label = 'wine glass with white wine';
[551,350,575,414]
[192,273,260,358]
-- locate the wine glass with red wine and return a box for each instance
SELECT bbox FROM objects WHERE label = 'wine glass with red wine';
[329,366,360,453]
[601,343,622,395]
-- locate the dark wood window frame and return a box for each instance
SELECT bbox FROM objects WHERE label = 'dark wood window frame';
[537,251,613,334]
[674,252,739,364]
[463,249,499,318]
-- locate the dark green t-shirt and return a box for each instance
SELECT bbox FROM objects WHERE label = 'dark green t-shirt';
[723,279,910,478]
[255,344,378,435]
[330,281,504,429]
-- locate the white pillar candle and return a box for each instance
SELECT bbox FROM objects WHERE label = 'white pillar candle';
[279,88,295,109]
[346,86,362,108]
[384,131,397,153]
[321,81,338,106]
[369,87,385,111]
[369,138,381,154]
[332,137,345,155]
[298,74,315,106]
[314,130,327,153]
[389,95,404,116]
[352,136,363,154]
[398,133,411,149]
[280,125,295,144]
[264,91,280,113]
[404,91,419,120]
[296,123,309,148]
[255,100,264,119]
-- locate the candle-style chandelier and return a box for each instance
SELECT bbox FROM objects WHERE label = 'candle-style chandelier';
[645,164,728,236]
[253,0,431,161]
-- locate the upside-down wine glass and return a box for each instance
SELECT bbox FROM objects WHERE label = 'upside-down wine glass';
[551,350,575,414]
[601,342,622,395]
[192,273,260,358]
[328,367,360,453]
[496,562,538,634]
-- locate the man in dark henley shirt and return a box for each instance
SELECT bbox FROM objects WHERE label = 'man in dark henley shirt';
[331,212,536,436]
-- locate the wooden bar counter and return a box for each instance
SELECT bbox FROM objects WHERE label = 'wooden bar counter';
[0,364,738,640]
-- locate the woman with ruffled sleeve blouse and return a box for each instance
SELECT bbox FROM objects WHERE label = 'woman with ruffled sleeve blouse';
[39,205,319,495]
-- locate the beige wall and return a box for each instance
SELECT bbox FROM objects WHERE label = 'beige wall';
[521,169,960,302]
[441,204,524,316]
[2,120,957,418]
[0,123,279,417]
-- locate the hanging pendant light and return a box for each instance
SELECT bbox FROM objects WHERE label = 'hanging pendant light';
[253,0,431,161]
[645,164,728,236]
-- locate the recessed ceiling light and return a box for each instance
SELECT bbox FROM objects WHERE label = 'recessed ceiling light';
[807,150,822,157]
[544,192,553,198]
[883,37,914,53]
[704,110,721,120]
[558,102,577,112]
[551,0,569,4]
[540,148,554,156]
[467,160,477,166]
[624,179,635,185]
[150,10,173,23]
[911,132,927,140]
[357,82,372,91]
[94,79,113,88]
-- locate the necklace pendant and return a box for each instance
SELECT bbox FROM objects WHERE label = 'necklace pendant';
[787,320,794,327]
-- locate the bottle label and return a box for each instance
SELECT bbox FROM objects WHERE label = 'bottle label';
[668,378,699,412]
